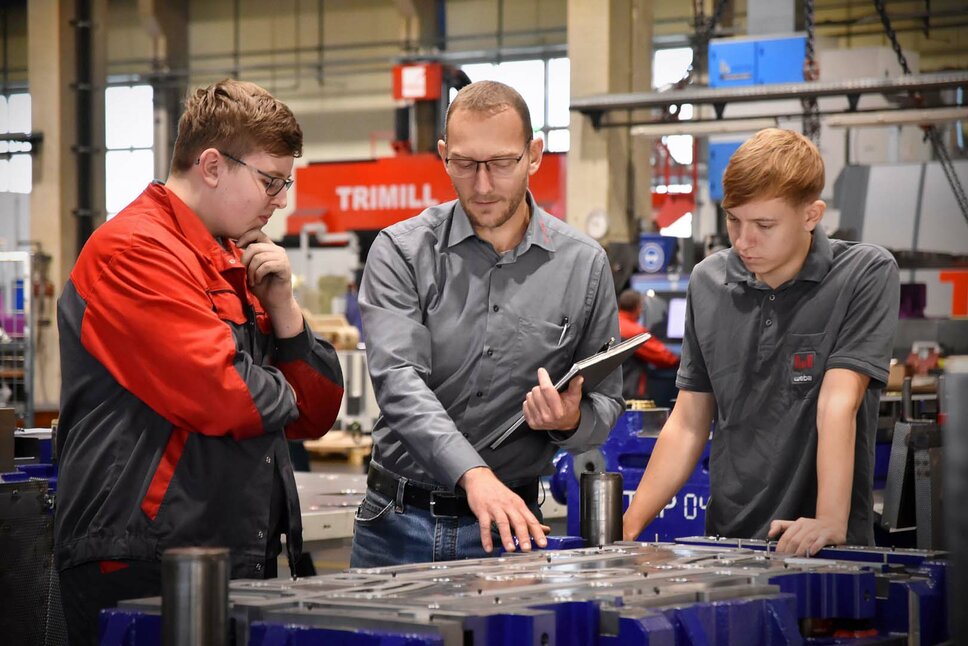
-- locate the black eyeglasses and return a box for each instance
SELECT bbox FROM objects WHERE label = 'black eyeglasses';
[444,146,529,179]
[219,150,294,196]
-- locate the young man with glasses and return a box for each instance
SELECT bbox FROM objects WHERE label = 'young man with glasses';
[351,80,623,567]
[55,79,344,645]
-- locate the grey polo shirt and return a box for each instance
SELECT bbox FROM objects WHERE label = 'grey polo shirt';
[678,227,899,545]
[359,194,624,490]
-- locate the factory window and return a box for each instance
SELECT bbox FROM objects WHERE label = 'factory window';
[0,93,33,194]
[105,85,155,219]
[458,57,571,153]
[653,47,694,168]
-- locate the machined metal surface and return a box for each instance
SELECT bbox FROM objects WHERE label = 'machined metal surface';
[579,472,623,547]
[161,547,230,646]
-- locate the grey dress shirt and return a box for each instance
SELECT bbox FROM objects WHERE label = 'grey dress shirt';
[359,194,624,490]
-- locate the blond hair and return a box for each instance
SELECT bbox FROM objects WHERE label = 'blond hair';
[443,80,533,144]
[170,79,302,173]
[722,128,824,209]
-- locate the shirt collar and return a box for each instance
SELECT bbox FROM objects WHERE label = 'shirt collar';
[447,192,557,255]
[724,226,833,287]
[144,182,243,270]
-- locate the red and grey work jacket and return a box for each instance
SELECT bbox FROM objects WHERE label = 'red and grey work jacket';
[53,182,344,579]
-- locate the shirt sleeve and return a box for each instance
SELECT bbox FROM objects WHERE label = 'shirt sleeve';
[359,231,487,489]
[547,252,625,453]
[675,277,713,392]
[78,242,343,442]
[826,249,900,388]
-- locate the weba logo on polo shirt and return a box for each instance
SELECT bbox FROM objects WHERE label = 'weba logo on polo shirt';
[792,352,816,384]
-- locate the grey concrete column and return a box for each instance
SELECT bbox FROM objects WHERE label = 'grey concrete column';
[567,0,653,245]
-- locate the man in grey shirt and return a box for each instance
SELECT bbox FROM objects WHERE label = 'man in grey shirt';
[623,129,899,555]
[351,81,623,567]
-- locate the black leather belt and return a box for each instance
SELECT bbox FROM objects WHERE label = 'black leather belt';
[366,466,538,518]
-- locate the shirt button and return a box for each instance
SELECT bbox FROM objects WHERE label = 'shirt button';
[257,530,265,539]
[476,391,483,397]
[492,305,499,312]
[765,319,773,327]
[265,456,272,464]
[486,348,494,357]
[255,563,263,572]
[769,294,775,301]
[462,432,469,437]
[229,258,236,264]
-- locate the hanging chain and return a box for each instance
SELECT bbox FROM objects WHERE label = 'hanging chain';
[874,0,912,74]
[873,0,968,224]
[689,0,731,84]
[706,0,730,35]
[801,0,821,143]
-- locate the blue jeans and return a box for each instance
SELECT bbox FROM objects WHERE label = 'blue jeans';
[349,487,544,568]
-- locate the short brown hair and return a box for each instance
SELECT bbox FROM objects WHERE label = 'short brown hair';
[443,80,533,144]
[721,128,824,209]
[618,289,642,313]
[170,79,303,174]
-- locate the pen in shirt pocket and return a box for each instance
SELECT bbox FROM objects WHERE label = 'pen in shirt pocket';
[557,316,569,347]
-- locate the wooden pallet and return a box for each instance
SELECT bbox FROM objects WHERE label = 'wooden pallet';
[304,430,372,466]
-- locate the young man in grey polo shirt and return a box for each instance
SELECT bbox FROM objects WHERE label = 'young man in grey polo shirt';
[352,81,623,567]
[623,128,899,555]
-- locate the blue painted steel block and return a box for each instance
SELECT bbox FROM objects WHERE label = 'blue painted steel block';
[709,35,806,88]
[712,595,803,645]
[662,602,716,644]
[554,410,710,541]
[248,623,445,645]
[708,141,744,201]
[98,609,161,646]
[535,601,599,646]
[876,560,949,645]
[499,533,584,554]
[708,40,756,88]
[754,37,806,85]
[544,535,585,550]
[768,569,877,620]
[461,611,558,646]
[763,596,804,645]
[873,441,892,490]
[598,611,676,645]
[714,597,767,643]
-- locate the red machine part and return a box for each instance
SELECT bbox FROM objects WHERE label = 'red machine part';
[290,152,566,236]
[392,63,443,101]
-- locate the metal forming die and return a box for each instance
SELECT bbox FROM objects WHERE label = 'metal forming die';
[107,539,950,645]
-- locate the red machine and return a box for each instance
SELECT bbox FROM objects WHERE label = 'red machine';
[289,152,566,237]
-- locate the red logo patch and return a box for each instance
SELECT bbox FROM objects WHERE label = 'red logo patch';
[793,352,814,370]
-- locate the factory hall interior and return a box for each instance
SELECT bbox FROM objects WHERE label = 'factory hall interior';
[2,0,968,644]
